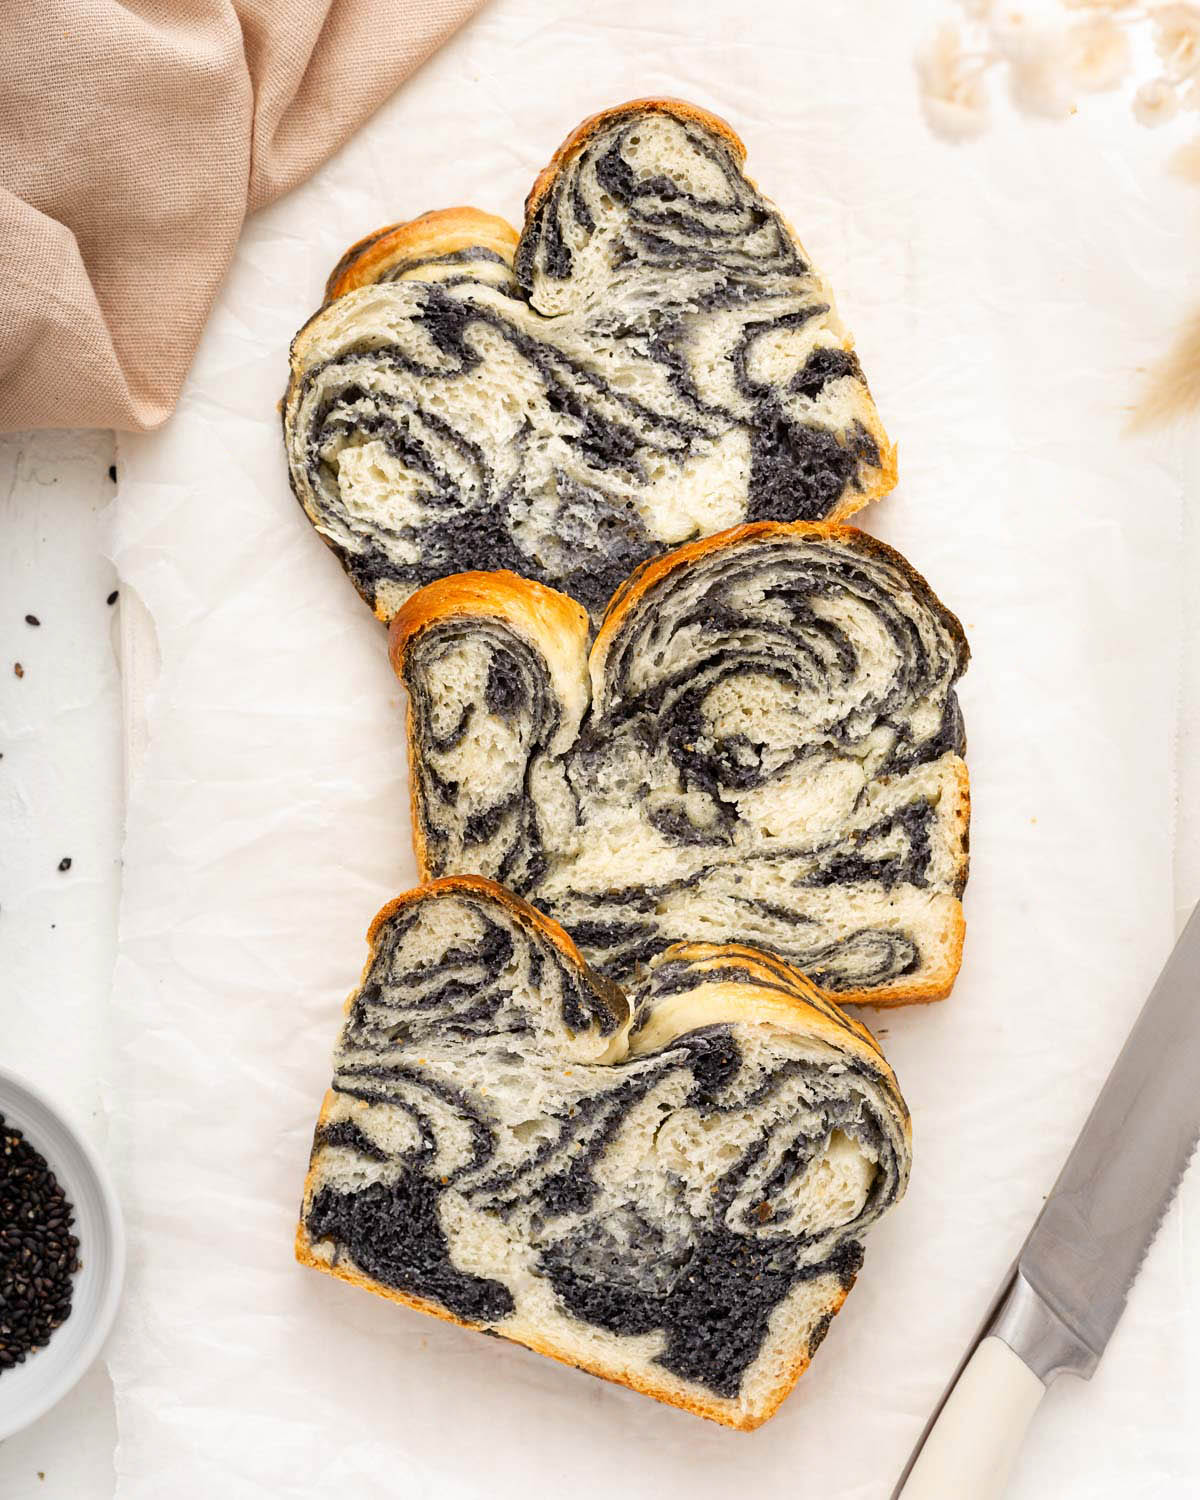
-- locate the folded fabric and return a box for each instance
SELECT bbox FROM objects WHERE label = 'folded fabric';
[0,0,485,433]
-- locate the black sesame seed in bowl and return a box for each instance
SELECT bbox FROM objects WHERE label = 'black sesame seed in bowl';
[0,1067,124,1440]
[0,1115,82,1371]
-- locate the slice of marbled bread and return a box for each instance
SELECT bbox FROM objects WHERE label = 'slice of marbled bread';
[284,98,895,624]
[296,876,911,1429]
[389,521,970,1006]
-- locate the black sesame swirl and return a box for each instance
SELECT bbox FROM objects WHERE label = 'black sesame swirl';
[400,616,564,891]
[298,878,911,1427]
[284,100,894,624]
[391,522,970,1006]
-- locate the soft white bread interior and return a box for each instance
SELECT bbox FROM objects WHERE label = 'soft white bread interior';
[284,99,895,623]
[297,877,912,1429]
[390,521,970,1006]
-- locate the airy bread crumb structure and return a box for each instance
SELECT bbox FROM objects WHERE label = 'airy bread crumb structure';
[390,521,969,1007]
[291,98,967,1431]
[297,877,912,1428]
[284,99,895,623]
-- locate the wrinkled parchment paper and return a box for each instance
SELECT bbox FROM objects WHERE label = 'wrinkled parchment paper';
[107,4,1199,1494]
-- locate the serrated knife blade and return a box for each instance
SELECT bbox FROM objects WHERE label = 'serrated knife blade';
[1014,899,1200,1365]
[893,903,1200,1499]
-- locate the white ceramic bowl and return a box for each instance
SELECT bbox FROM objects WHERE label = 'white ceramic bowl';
[0,1064,125,1441]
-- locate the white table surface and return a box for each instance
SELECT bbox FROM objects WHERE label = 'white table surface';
[1,429,121,1499]
[5,432,1200,1494]
[5,422,1199,1500]
[3,93,1200,1500]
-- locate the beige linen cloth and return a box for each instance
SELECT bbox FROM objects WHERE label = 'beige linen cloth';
[0,0,485,432]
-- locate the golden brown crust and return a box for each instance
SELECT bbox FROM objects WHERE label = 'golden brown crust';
[634,944,911,1141]
[388,570,589,674]
[593,520,968,1004]
[296,101,896,621]
[651,942,891,1067]
[826,755,970,1009]
[295,877,881,1428]
[284,207,521,607]
[302,875,624,1035]
[516,99,896,516]
[387,524,969,1008]
[388,575,590,882]
[297,1213,832,1429]
[324,207,520,303]
[830,438,899,517]
[825,906,966,1009]
[595,519,969,665]
[362,873,612,991]
[522,97,747,223]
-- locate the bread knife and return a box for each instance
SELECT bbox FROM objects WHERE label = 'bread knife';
[891,902,1200,1499]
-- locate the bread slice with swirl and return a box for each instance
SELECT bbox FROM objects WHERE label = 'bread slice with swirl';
[284,98,895,623]
[297,876,911,1429]
[389,520,970,1006]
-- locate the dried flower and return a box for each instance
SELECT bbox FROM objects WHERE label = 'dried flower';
[987,11,1077,115]
[991,8,1048,60]
[1067,16,1133,90]
[1133,77,1181,124]
[1168,135,1200,178]
[1011,46,1076,115]
[920,0,1200,171]
[1010,56,1077,115]
[1130,307,1200,429]
[1152,3,1200,82]
[916,25,992,140]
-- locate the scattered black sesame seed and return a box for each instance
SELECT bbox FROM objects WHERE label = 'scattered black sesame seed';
[13,663,24,679]
[106,591,119,607]
[57,858,72,873]
[24,615,40,628]
[107,465,117,483]
[0,1113,80,1374]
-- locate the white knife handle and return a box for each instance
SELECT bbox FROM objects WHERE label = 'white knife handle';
[894,1336,1045,1500]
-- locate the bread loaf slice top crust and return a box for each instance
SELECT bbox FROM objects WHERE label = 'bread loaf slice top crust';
[297,875,911,1428]
[388,520,969,1007]
[521,98,748,222]
[285,98,896,624]
[323,208,522,303]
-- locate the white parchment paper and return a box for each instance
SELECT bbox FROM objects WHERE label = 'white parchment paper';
[108,3,1200,1494]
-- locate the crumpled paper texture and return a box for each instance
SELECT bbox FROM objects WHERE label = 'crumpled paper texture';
[108,3,1198,1494]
